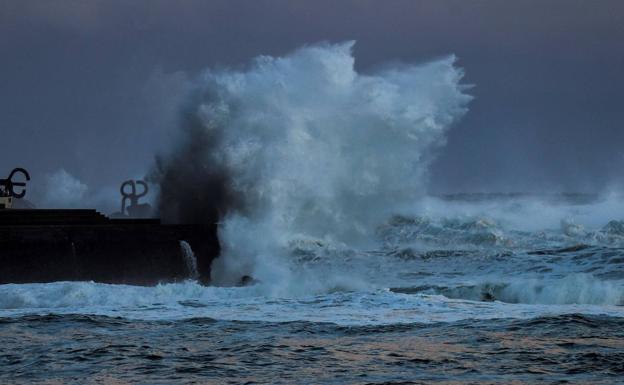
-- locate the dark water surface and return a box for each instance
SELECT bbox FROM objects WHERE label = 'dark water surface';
[4,195,624,383]
[1,314,623,384]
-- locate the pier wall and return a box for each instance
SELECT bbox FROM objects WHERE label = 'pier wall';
[0,210,219,285]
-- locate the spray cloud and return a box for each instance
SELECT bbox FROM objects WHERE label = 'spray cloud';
[153,42,472,287]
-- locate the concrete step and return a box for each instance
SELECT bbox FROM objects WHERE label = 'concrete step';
[0,209,111,225]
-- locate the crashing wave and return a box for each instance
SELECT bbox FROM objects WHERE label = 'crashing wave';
[153,41,472,287]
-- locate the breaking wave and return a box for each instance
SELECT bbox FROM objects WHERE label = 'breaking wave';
[392,274,624,306]
[152,41,472,287]
[1,279,622,325]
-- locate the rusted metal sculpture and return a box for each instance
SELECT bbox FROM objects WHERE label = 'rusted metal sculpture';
[120,180,152,218]
[0,168,30,208]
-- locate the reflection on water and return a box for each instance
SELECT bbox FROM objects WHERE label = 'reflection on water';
[1,314,623,384]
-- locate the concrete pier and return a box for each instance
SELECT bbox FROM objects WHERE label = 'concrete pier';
[0,210,219,285]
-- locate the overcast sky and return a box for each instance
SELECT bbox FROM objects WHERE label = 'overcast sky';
[1,0,623,195]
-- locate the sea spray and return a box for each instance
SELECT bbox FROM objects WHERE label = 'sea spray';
[39,169,88,208]
[154,41,472,288]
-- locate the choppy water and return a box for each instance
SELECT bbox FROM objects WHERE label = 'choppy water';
[2,194,624,383]
[2,314,623,384]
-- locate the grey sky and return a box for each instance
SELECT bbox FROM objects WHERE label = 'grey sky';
[1,0,623,196]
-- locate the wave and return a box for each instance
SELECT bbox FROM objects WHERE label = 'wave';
[151,41,472,288]
[1,279,623,325]
[0,281,215,310]
[378,194,624,251]
[392,274,624,305]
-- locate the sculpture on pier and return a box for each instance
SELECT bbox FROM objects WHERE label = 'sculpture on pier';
[0,168,30,209]
[119,180,153,218]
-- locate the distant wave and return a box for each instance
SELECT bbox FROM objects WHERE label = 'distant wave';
[392,274,624,306]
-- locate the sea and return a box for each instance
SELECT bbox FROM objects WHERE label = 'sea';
[1,193,624,384]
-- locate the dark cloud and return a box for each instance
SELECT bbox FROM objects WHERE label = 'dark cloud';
[1,0,623,198]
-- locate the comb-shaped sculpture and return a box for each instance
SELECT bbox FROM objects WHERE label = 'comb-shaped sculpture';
[0,168,30,209]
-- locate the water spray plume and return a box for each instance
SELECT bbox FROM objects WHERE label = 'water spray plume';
[153,41,472,287]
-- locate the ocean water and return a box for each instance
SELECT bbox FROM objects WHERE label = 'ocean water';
[2,194,624,384]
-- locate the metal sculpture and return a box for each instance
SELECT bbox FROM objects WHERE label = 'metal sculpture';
[120,180,152,217]
[0,168,30,209]
[0,168,31,198]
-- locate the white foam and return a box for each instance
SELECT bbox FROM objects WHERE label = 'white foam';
[1,281,622,325]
